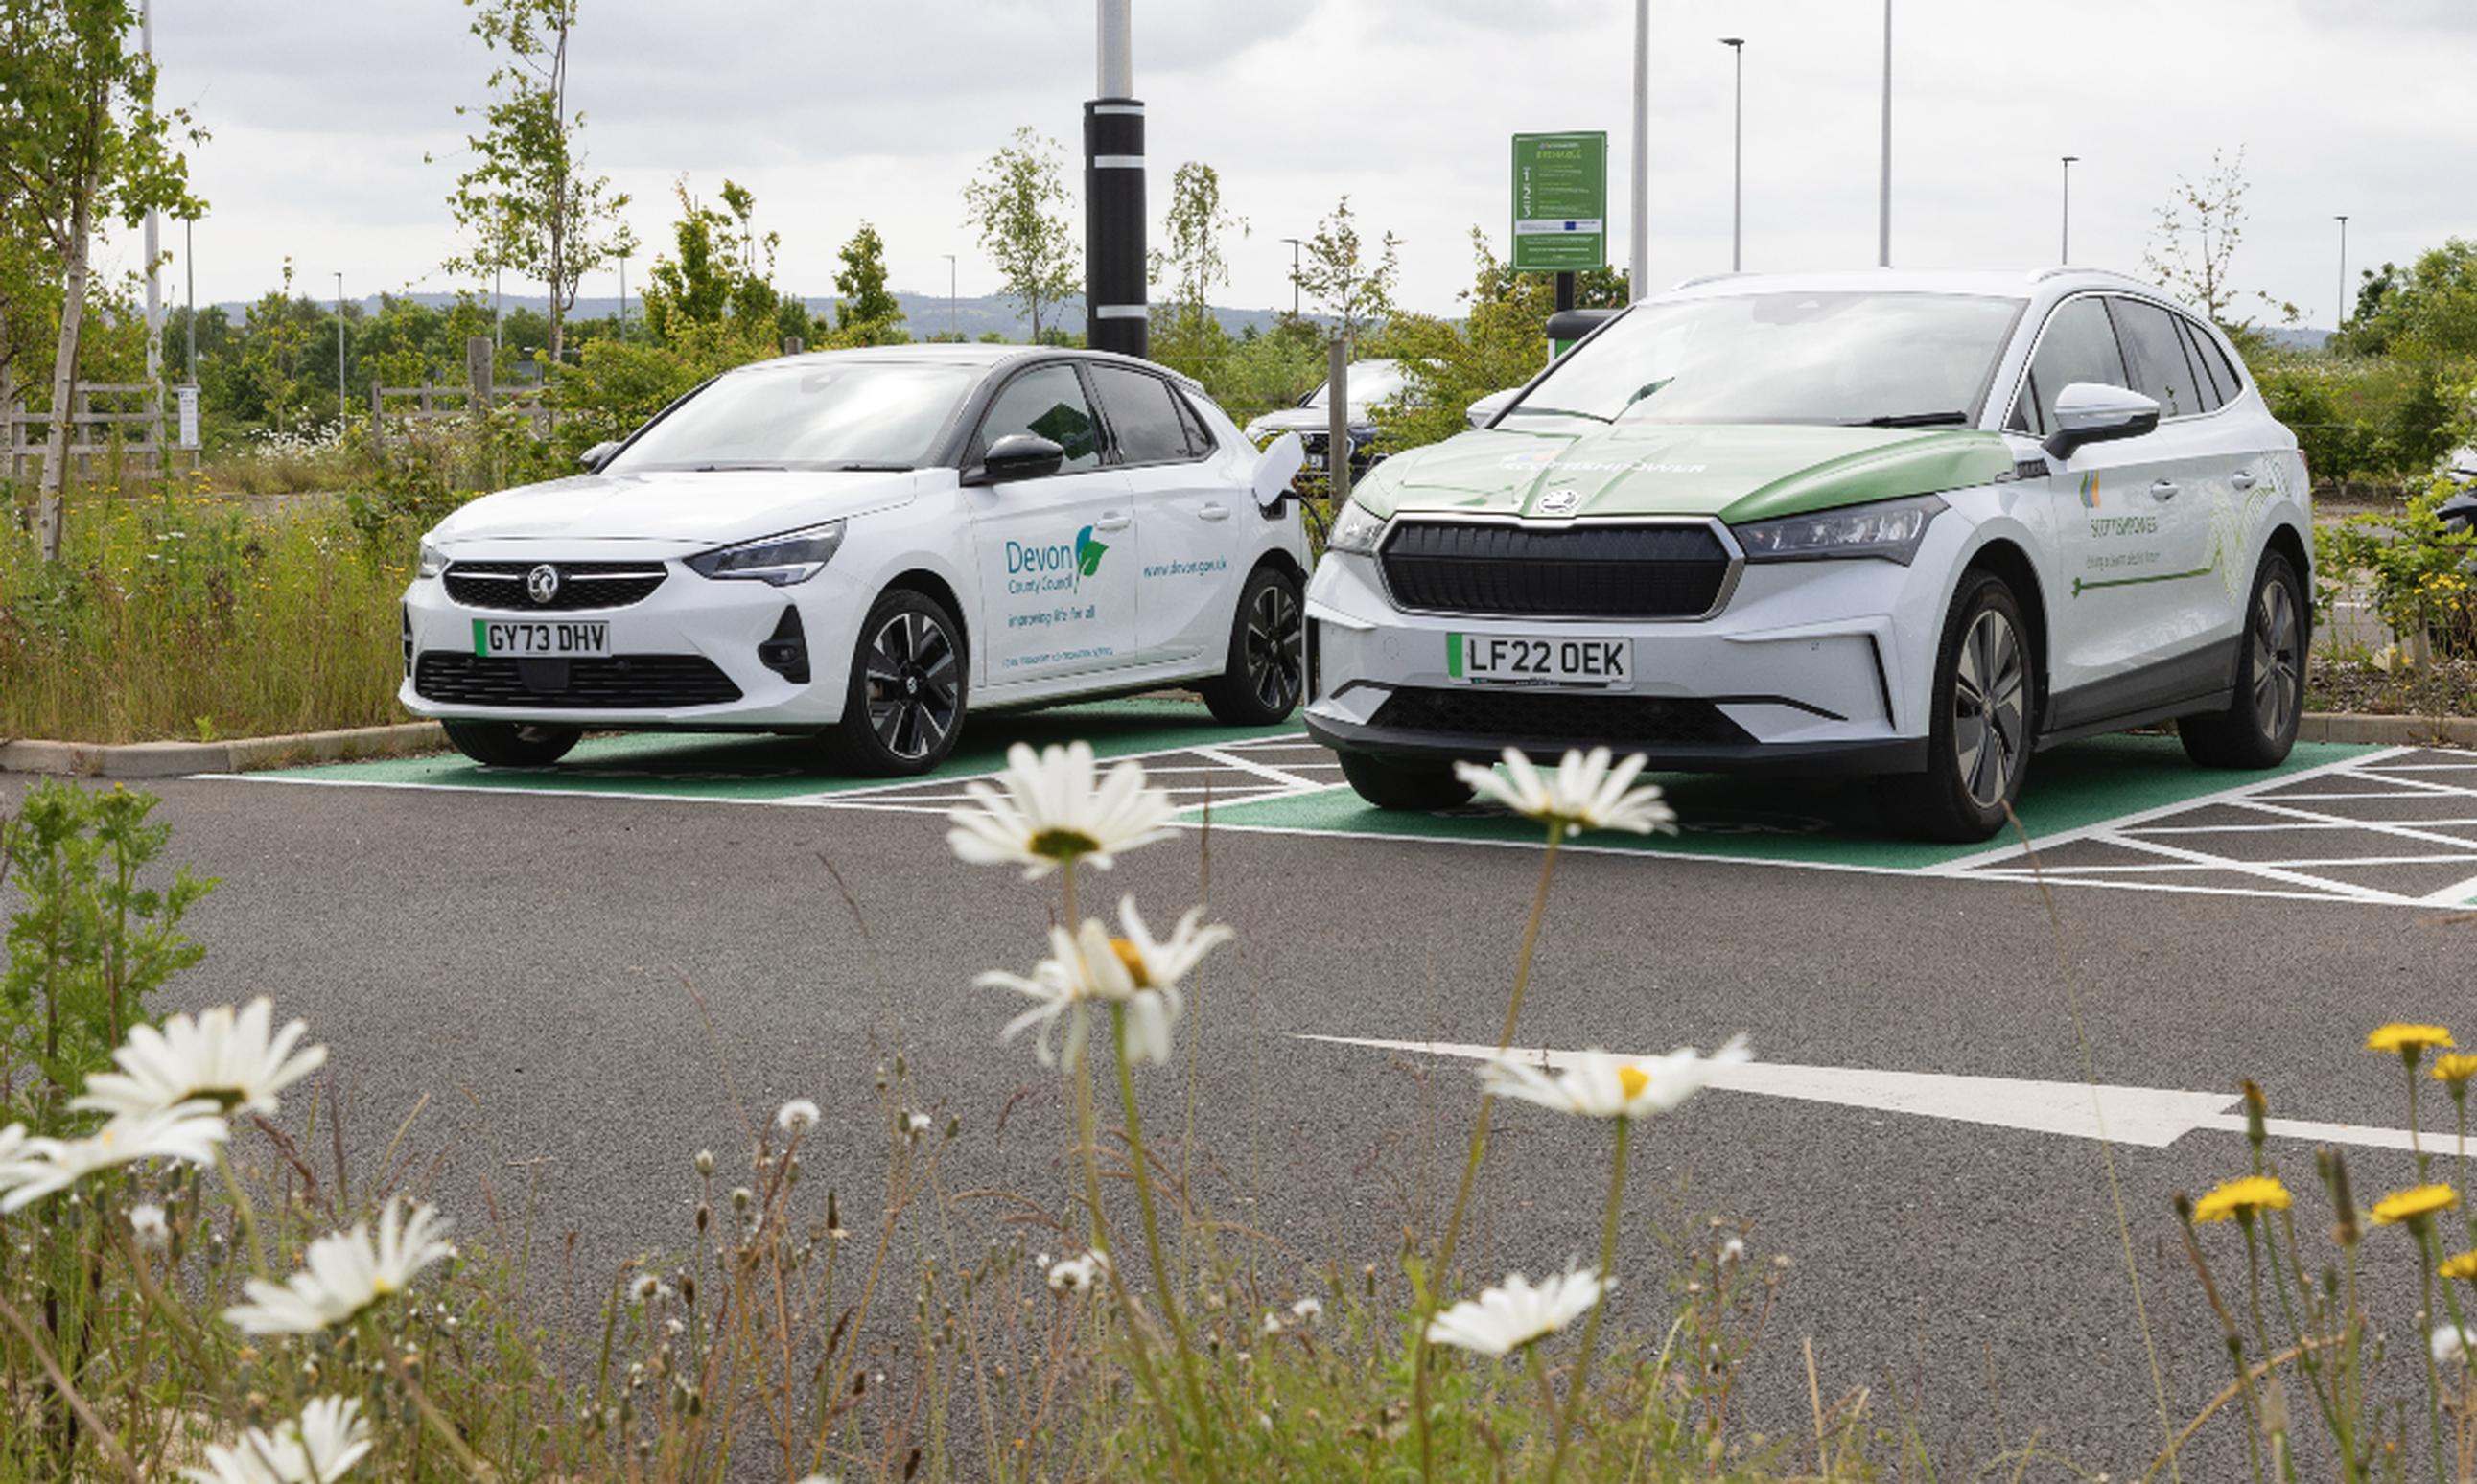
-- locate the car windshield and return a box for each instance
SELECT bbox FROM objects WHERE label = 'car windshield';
[1307,360,1409,408]
[607,360,978,472]
[1500,291,2022,428]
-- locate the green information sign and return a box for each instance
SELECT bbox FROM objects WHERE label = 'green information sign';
[1510,131,1607,273]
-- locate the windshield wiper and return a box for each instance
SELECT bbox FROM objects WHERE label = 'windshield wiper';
[1503,406,1610,423]
[823,461,915,473]
[1845,411,1970,428]
[687,461,790,472]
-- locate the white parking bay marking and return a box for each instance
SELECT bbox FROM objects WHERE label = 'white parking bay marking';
[1300,1035,2460,1155]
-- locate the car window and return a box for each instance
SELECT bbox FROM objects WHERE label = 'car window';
[1170,388,1218,456]
[2107,297,2202,420]
[976,364,1103,473]
[1088,364,1196,464]
[2011,296,2129,438]
[2174,316,2227,413]
[2185,317,2244,406]
[608,360,977,472]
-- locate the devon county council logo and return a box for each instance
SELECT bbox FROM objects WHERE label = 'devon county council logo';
[1074,524,1108,577]
[2078,472,2101,510]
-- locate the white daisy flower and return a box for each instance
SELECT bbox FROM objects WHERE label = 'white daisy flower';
[903,1111,932,1138]
[978,899,1229,1070]
[1425,1267,1609,1356]
[75,998,327,1120]
[1047,1249,1109,1293]
[0,1105,231,1213]
[1480,1036,1751,1121]
[775,1099,821,1136]
[946,741,1178,878]
[1290,1297,1323,1322]
[1453,747,1678,838]
[2439,1324,2473,1367]
[1259,1312,1284,1335]
[129,1202,172,1253]
[223,1198,454,1335]
[181,1394,372,1484]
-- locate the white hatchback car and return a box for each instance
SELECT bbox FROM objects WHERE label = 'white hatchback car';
[1305,269,2314,841]
[402,346,1309,773]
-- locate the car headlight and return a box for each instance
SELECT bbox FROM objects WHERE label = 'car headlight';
[1244,419,1269,443]
[1733,494,1947,566]
[1326,499,1389,556]
[685,522,848,586]
[416,539,448,579]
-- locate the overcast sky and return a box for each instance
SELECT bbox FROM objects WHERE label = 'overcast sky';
[132,0,2476,330]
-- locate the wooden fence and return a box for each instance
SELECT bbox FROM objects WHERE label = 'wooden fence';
[368,336,548,455]
[3,382,194,482]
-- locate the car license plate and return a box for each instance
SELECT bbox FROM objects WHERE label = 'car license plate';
[1449,632,1632,687]
[1305,451,1328,470]
[472,618,611,659]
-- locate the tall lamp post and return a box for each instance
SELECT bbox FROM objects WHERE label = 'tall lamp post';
[1630,0,1649,299]
[1876,0,1892,267]
[1084,0,1145,357]
[2059,155,2078,264]
[943,253,958,338]
[1719,37,1745,272]
[333,273,347,421]
[1280,237,1303,320]
[2334,215,2350,330]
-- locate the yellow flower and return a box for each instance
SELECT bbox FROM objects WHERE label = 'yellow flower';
[2367,1023,2456,1058]
[2442,1250,2477,1282]
[2191,1175,2294,1224]
[2434,1054,2477,1087]
[2369,1183,2460,1228]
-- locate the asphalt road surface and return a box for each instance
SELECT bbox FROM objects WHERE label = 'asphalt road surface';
[16,701,2476,1479]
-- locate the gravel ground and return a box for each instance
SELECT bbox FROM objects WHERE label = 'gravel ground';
[2308,651,2477,715]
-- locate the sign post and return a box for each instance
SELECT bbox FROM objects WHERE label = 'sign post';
[1511,131,1607,358]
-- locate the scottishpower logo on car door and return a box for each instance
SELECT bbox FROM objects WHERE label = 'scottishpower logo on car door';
[1004,525,1109,596]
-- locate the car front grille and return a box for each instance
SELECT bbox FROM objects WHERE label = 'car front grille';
[1379,521,1733,619]
[412,652,742,709]
[444,560,669,612]
[1371,686,1750,748]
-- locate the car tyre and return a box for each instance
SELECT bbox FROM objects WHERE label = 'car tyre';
[1881,571,2035,843]
[2179,551,2305,769]
[1200,564,1305,726]
[1338,750,1473,812]
[442,719,581,768]
[821,588,968,777]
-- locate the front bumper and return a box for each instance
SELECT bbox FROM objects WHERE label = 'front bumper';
[398,542,865,729]
[1302,543,1947,776]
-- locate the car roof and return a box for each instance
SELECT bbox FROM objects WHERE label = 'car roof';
[741,341,1207,393]
[1659,266,2169,304]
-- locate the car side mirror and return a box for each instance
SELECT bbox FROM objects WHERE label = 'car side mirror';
[1252,432,1305,509]
[1467,388,1519,429]
[577,440,622,473]
[967,432,1065,486]
[2043,383,2161,461]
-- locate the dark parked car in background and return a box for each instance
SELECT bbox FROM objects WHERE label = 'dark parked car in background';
[1244,358,1413,480]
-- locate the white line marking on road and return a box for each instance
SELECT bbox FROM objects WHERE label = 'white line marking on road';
[1189,746,1331,791]
[1300,1035,2464,1155]
[2026,851,2477,874]
[2090,829,2408,902]
[2229,797,2477,858]
[1928,746,2416,874]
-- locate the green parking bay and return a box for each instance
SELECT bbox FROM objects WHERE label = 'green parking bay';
[1196,735,2384,872]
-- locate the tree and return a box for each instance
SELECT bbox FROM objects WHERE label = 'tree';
[639,177,782,347]
[1149,161,1243,381]
[0,0,202,557]
[834,221,906,345]
[2142,147,2294,340]
[443,0,631,369]
[2332,239,2477,361]
[1293,196,1400,349]
[962,128,1079,343]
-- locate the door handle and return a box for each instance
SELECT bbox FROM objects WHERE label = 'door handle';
[2230,471,2257,491]
[1093,513,1132,532]
[2149,479,2180,500]
[1198,502,1229,522]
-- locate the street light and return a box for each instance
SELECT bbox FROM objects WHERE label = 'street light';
[1877,0,1892,267]
[2060,155,2078,264]
[1631,0,1648,300]
[943,253,958,339]
[1719,37,1745,273]
[2334,215,2350,330]
[334,272,346,422]
[1280,237,1304,319]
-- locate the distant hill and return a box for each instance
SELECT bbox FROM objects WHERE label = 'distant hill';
[217,289,1325,344]
[2262,327,2332,351]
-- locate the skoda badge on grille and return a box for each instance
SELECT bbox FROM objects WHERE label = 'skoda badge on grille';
[1539,488,1579,516]
[526,564,561,605]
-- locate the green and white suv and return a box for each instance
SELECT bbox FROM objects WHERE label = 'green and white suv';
[1302,269,2313,842]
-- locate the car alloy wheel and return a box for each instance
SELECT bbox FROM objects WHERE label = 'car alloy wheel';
[2252,578,2301,740]
[863,610,961,761]
[1244,580,1304,711]
[1952,607,2027,810]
